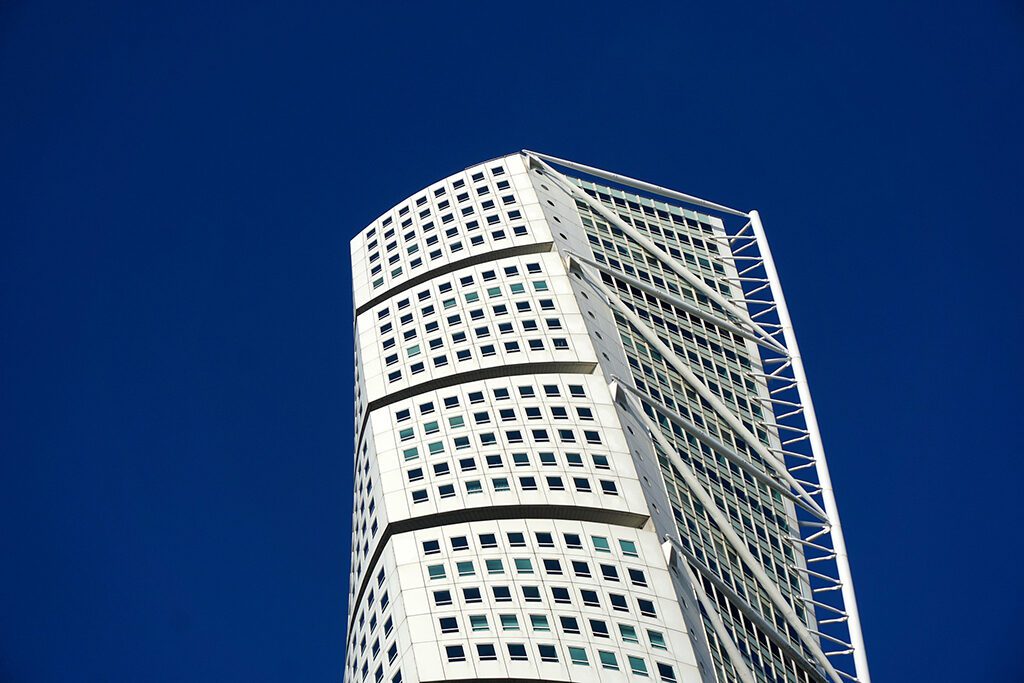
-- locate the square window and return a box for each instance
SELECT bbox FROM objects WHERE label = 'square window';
[492,586,512,602]
[445,645,465,663]
[629,568,648,587]
[599,651,619,670]
[521,585,541,602]
[514,558,534,574]
[648,630,667,649]
[476,643,496,661]
[507,643,528,661]
[569,647,589,666]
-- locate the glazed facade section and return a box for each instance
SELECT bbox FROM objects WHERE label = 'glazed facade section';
[345,153,869,683]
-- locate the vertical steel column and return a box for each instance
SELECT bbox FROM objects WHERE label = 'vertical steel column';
[747,210,871,683]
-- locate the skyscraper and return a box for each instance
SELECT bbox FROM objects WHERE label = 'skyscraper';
[345,151,869,683]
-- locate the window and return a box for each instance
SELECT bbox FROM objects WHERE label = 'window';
[619,539,638,556]
[564,533,583,549]
[433,590,452,606]
[620,624,639,643]
[521,585,541,602]
[590,619,610,638]
[507,532,526,547]
[438,617,459,633]
[463,587,482,603]
[412,489,428,504]
[538,644,558,663]
[543,559,562,575]
[445,645,465,663]
[599,651,619,670]
[572,561,591,578]
[638,599,657,617]
[600,564,619,582]
[492,586,512,602]
[610,594,629,612]
[530,614,550,632]
[469,615,489,632]
[476,643,497,661]
[551,587,571,604]
[514,558,534,574]
[507,644,528,661]
[657,663,677,682]
[559,616,580,634]
[592,536,611,553]
[580,589,600,607]
[568,646,589,666]
[450,536,469,551]
[485,559,504,575]
[422,540,440,555]
[629,656,649,677]
[478,533,497,548]
[456,561,475,577]
[648,630,667,649]
[629,568,648,587]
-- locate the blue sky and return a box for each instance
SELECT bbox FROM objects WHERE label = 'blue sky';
[1,1,1022,681]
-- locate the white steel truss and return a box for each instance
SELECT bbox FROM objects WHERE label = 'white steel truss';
[524,150,871,683]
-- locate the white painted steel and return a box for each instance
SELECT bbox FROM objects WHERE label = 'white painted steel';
[747,210,871,683]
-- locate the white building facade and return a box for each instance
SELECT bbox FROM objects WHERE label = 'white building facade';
[345,152,869,683]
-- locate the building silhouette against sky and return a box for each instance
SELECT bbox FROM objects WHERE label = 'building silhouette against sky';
[344,152,869,683]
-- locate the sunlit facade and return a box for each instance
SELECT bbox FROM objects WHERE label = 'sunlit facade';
[344,152,869,683]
